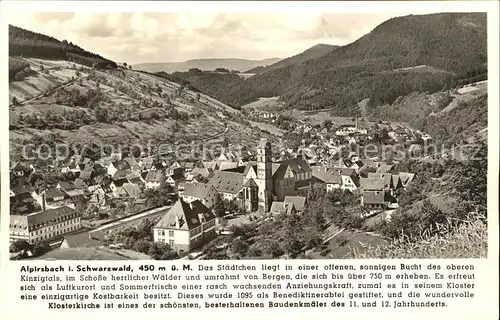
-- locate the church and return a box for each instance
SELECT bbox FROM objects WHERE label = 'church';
[206,138,312,212]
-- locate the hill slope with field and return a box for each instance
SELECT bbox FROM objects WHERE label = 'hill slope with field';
[8,27,282,165]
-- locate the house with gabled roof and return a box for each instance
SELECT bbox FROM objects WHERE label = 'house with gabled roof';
[153,199,216,254]
[367,172,396,194]
[107,160,131,177]
[127,173,145,188]
[270,201,296,214]
[376,163,394,173]
[78,170,93,182]
[360,178,385,192]
[145,170,164,189]
[284,196,307,212]
[139,158,154,172]
[110,178,129,196]
[329,167,359,192]
[56,181,85,200]
[10,186,38,214]
[11,162,28,177]
[89,187,109,209]
[398,172,416,188]
[42,188,68,204]
[116,183,142,199]
[361,190,389,210]
[74,179,89,193]
[168,161,183,176]
[312,166,342,192]
[165,172,184,189]
[182,183,220,209]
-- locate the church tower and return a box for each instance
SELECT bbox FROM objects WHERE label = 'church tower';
[256,138,273,212]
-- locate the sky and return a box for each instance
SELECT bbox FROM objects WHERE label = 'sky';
[9,12,412,64]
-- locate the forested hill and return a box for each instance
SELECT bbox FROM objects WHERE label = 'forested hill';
[165,13,487,115]
[246,44,339,74]
[9,25,117,69]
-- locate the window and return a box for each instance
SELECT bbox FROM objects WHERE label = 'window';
[169,231,174,237]
[169,240,174,246]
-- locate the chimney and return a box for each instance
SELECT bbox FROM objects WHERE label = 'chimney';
[42,191,47,212]
[175,215,180,229]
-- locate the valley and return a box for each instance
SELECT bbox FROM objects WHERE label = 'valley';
[8,11,488,262]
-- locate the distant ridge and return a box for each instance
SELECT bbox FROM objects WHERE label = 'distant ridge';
[133,58,281,73]
[246,43,339,73]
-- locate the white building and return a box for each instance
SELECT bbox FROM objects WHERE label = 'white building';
[10,206,81,244]
[153,199,217,254]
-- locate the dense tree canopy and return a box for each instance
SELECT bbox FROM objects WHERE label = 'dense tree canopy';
[9,25,116,69]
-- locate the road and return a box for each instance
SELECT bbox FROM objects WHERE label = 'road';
[90,205,171,237]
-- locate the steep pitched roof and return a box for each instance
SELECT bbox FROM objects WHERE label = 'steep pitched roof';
[284,196,306,212]
[243,178,258,188]
[360,178,385,191]
[58,181,76,191]
[62,232,100,248]
[145,170,164,183]
[330,167,357,177]
[399,172,416,186]
[363,191,387,205]
[202,161,219,171]
[376,164,394,173]
[121,183,141,198]
[367,172,392,187]
[74,179,88,190]
[207,171,245,195]
[113,178,129,188]
[154,199,215,230]
[45,188,67,199]
[183,182,210,199]
[78,170,93,181]
[113,169,132,180]
[311,167,342,184]
[219,161,239,171]
[191,167,210,178]
[111,160,131,170]
[270,201,294,214]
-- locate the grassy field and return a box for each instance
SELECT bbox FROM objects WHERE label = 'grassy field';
[289,109,359,126]
[249,121,285,137]
[438,81,488,114]
[241,96,281,110]
[9,58,262,162]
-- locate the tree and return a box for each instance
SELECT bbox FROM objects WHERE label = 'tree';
[10,240,31,253]
[95,107,109,123]
[282,213,304,256]
[450,142,487,215]
[231,239,248,256]
[212,196,225,217]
